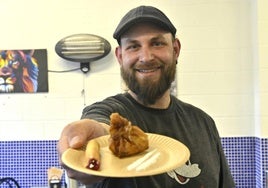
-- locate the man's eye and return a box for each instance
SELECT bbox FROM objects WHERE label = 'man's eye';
[126,45,138,50]
[153,42,164,46]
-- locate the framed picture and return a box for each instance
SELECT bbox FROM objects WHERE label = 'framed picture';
[0,49,48,93]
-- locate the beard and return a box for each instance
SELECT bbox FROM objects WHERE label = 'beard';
[121,61,176,106]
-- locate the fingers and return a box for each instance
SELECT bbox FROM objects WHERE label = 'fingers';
[57,135,68,155]
[60,119,94,148]
[58,119,103,156]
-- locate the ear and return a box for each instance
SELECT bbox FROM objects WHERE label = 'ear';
[173,38,181,59]
[115,46,123,66]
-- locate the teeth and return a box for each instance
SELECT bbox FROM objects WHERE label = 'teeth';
[0,84,14,92]
[138,68,157,73]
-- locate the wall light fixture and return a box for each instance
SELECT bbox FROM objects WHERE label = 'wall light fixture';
[55,34,111,73]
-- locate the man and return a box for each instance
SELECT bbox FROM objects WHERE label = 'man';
[58,5,235,187]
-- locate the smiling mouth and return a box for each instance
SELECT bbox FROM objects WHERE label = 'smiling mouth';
[135,67,161,73]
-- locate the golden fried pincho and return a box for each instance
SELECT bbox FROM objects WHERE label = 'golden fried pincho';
[109,113,149,158]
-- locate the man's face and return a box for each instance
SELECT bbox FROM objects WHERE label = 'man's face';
[116,23,180,105]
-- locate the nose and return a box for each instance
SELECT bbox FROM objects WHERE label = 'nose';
[139,46,154,63]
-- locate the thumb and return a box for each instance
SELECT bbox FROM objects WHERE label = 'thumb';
[69,135,88,149]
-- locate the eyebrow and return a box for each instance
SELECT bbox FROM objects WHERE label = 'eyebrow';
[123,38,139,44]
[150,34,167,41]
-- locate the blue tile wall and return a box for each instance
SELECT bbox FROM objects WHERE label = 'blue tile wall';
[0,138,267,188]
[261,139,268,187]
[222,137,257,187]
[0,141,62,187]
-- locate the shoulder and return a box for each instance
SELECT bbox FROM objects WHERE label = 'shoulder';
[172,96,213,120]
[81,93,136,124]
[84,93,128,110]
[171,96,219,136]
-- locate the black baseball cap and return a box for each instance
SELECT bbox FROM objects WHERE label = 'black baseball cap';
[113,6,177,42]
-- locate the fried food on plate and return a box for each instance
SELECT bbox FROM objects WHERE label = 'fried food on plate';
[85,139,101,170]
[109,113,149,158]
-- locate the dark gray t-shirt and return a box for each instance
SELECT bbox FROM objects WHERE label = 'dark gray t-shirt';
[81,93,235,188]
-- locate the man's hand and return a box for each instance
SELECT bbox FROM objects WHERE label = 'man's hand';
[57,119,109,184]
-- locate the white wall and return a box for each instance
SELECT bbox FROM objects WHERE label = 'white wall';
[257,0,268,137]
[0,0,265,140]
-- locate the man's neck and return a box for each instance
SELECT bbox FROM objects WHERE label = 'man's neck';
[128,90,171,109]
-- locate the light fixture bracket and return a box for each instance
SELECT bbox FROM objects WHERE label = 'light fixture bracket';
[80,62,90,73]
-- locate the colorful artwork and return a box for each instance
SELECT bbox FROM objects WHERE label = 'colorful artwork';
[0,49,48,93]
